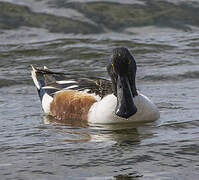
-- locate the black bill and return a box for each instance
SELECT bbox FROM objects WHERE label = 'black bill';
[115,75,137,119]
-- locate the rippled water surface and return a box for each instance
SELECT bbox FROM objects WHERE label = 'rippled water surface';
[0,0,199,180]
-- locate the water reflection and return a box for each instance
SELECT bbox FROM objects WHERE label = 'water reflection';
[43,115,142,144]
[114,173,143,180]
[85,173,143,180]
[44,115,89,127]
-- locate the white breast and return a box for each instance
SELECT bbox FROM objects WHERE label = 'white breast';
[88,93,160,124]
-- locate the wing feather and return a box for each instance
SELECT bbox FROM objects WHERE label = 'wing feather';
[31,66,113,99]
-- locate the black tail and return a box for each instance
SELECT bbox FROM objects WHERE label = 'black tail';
[31,65,60,101]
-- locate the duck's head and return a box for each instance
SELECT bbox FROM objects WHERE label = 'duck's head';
[107,47,138,119]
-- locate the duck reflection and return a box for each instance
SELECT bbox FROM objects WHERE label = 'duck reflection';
[114,173,143,180]
[44,115,89,128]
[43,115,91,143]
[91,124,140,145]
[43,115,143,144]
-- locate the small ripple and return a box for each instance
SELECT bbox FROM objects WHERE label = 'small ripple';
[0,163,12,167]
[31,170,55,175]
[142,70,199,82]
[16,143,44,150]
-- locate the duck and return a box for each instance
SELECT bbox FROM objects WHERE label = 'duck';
[31,47,160,124]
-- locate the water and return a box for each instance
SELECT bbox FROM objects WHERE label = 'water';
[0,0,199,179]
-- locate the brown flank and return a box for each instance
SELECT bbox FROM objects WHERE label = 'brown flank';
[49,90,97,122]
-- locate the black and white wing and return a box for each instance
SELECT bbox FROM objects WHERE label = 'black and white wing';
[31,65,113,102]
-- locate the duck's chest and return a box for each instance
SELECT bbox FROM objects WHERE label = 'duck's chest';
[88,94,160,124]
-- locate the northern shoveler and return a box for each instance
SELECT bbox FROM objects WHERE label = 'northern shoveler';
[31,47,160,124]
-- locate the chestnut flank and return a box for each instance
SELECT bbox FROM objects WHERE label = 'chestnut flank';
[50,90,97,122]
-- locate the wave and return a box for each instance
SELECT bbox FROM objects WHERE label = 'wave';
[141,71,199,82]
[1,1,199,34]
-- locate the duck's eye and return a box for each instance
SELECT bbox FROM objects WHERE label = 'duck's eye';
[128,59,131,65]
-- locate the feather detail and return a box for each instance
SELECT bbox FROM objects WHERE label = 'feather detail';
[49,90,97,121]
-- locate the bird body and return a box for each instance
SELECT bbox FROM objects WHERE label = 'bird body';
[31,47,160,124]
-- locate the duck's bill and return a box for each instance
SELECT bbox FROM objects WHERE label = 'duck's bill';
[115,75,137,119]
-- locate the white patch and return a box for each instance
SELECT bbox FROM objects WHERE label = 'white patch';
[42,93,53,114]
[87,93,101,102]
[42,86,59,90]
[31,70,40,90]
[80,89,90,93]
[131,94,160,122]
[88,93,160,124]
[64,85,78,90]
[56,80,77,84]
[79,89,101,101]
[43,66,48,70]
[88,94,117,124]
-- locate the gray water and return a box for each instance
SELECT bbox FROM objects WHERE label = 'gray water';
[0,0,199,180]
